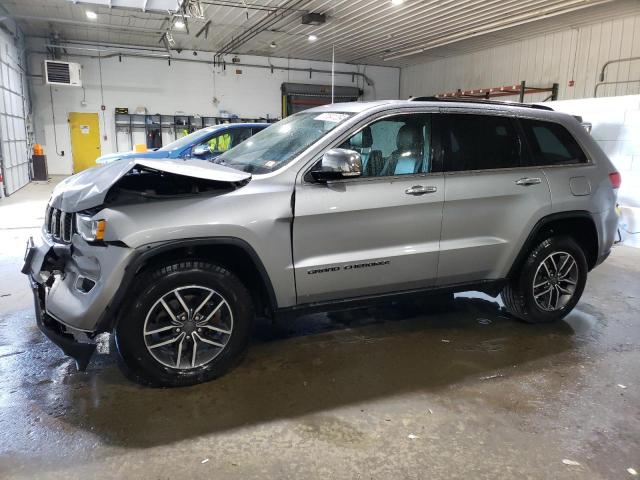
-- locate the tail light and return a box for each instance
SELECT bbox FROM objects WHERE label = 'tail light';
[609,172,622,189]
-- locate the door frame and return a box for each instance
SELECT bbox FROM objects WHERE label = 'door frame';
[291,108,445,303]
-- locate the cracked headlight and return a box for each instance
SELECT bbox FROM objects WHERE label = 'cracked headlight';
[75,214,107,242]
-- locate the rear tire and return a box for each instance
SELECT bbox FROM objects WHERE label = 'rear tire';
[113,260,254,387]
[502,236,587,323]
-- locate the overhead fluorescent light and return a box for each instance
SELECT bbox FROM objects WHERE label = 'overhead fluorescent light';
[174,20,185,29]
[308,34,318,42]
[86,10,98,20]
[391,0,404,5]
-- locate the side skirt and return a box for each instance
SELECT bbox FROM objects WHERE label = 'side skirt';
[274,279,506,320]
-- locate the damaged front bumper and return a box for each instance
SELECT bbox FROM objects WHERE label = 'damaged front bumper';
[22,229,133,370]
[28,275,96,371]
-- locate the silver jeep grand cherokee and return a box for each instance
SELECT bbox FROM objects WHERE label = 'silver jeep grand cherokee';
[23,99,620,387]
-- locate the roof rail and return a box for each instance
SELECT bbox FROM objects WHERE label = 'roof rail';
[407,96,554,111]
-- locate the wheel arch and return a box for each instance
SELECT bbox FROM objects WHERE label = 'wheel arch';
[98,237,277,332]
[508,211,599,280]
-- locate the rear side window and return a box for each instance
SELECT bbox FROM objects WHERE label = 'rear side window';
[520,119,587,166]
[442,114,521,171]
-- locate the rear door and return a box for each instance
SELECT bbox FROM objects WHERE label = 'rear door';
[519,117,594,213]
[292,112,444,304]
[436,110,551,285]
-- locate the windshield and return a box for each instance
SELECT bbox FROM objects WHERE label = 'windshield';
[214,112,353,174]
[158,127,218,152]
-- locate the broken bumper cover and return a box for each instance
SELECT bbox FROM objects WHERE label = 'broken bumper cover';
[28,275,96,371]
[23,229,133,369]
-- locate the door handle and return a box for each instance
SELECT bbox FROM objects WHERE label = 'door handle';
[515,177,542,186]
[405,185,437,195]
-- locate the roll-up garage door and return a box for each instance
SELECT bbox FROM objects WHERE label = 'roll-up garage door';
[281,83,362,117]
[0,28,30,196]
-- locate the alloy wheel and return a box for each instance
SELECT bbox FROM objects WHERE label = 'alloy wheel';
[143,285,233,369]
[532,251,578,312]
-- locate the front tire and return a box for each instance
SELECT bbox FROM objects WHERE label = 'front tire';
[113,260,254,387]
[502,236,588,323]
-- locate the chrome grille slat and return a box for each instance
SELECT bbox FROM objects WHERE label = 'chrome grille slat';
[45,205,53,233]
[60,212,66,241]
[52,209,60,239]
[44,205,73,244]
[63,212,73,242]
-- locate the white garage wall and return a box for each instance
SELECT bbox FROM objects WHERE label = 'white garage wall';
[0,22,31,196]
[400,12,640,103]
[547,95,640,247]
[27,40,400,175]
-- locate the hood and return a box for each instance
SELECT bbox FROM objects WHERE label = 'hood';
[96,150,170,164]
[50,158,252,212]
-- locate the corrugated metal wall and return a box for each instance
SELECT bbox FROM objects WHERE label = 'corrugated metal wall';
[400,12,640,103]
[0,24,30,196]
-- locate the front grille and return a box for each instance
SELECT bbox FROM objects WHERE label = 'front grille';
[44,205,73,243]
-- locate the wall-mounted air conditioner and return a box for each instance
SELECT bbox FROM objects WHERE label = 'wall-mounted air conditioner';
[43,60,82,87]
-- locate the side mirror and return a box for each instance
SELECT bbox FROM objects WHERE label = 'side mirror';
[192,144,210,157]
[311,148,362,182]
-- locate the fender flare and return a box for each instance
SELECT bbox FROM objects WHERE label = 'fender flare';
[507,210,597,280]
[95,237,278,332]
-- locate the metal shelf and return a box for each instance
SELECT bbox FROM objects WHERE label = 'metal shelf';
[436,81,559,103]
[114,112,276,151]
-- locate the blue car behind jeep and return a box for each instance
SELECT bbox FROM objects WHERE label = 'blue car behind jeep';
[96,123,268,164]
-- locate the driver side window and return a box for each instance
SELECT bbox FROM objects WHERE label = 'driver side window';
[339,114,432,177]
[202,131,232,154]
[193,128,253,159]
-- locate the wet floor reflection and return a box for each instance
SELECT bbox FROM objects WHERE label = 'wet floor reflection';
[0,293,597,451]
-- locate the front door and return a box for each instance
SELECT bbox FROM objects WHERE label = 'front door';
[69,112,101,172]
[293,112,444,304]
[436,111,551,285]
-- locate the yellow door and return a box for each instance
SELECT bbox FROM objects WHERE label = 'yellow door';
[69,112,101,172]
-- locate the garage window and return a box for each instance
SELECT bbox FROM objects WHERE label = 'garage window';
[520,119,587,166]
[441,114,521,172]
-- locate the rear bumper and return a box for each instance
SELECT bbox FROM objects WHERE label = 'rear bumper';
[592,206,619,267]
[28,275,96,371]
[594,248,611,268]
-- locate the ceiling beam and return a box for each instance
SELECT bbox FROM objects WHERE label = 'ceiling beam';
[10,13,189,36]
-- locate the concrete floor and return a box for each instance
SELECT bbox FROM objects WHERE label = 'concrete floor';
[0,179,638,480]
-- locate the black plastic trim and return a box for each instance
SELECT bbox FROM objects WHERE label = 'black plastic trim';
[96,237,278,332]
[275,279,505,319]
[408,97,554,111]
[507,210,597,280]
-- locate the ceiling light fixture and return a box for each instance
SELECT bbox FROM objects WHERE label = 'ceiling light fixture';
[86,10,97,20]
[174,20,185,29]
[391,0,404,5]
[308,34,318,42]
[270,41,277,49]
